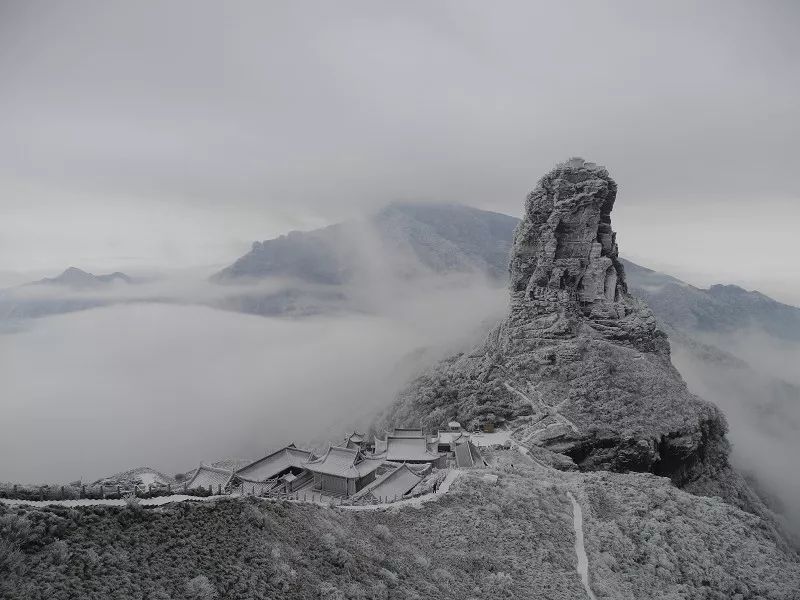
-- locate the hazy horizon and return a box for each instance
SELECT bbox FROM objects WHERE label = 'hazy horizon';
[2,5,800,597]
[1,0,799,537]
[1,197,798,308]
[1,1,799,304]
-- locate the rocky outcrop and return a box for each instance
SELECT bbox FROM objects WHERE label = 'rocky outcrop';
[505,157,666,354]
[383,158,737,496]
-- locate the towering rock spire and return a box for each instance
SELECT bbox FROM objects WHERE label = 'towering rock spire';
[511,158,625,306]
[385,158,745,503]
[499,158,663,356]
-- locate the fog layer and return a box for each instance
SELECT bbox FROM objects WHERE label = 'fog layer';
[671,333,800,534]
[0,280,505,484]
[2,2,799,304]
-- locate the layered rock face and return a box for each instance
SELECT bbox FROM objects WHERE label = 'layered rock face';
[385,158,738,495]
[510,157,623,301]
[505,157,664,355]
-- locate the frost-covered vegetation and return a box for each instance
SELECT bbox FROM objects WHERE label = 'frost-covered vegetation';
[3,456,798,600]
[1,467,583,600]
[389,358,527,430]
[580,472,800,599]
[0,482,213,502]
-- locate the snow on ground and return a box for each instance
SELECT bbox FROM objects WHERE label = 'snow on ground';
[567,491,598,600]
[0,470,467,512]
[470,429,514,447]
[136,472,159,487]
[341,469,463,511]
[0,494,228,508]
[436,468,461,494]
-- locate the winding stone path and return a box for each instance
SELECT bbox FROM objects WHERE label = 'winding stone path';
[1,471,466,512]
[0,494,228,508]
[504,380,580,434]
[567,491,598,600]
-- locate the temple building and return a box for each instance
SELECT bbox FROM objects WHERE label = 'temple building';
[431,422,471,453]
[185,464,234,492]
[350,463,424,503]
[389,427,425,438]
[371,426,447,467]
[304,446,383,498]
[453,439,485,469]
[234,444,315,494]
[380,435,446,468]
[339,431,367,450]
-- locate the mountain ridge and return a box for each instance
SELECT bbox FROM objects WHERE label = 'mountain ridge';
[379,159,781,534]
[213,201,800,327]
[32,267,132,289]
[0,267,133,322]
[212,201,519,286]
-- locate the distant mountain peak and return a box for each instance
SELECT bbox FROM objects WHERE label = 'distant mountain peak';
[708,283,749,295]
[626,269,800,341]
[212,201,520,287]
[59,266,93,280]
[707,283,773,302]
[37,267,131,289]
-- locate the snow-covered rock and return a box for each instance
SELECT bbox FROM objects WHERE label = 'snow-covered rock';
[381,159,771,521]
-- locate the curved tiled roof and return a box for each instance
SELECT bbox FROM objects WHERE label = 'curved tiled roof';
[237,478,281,495]
[350,463,422,502]
[235,444,314,482]
[346,431,365,443]
[433,430,468,445]
[305,446,382,479]
[186,464,233,490]
[385,436,444,462]
[454,442,474,468]
[389,427,425,438]
[454,440,484,468]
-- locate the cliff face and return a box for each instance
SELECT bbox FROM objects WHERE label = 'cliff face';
[506,158,661,353]
[385,159,735,494]
[510,158,624,303]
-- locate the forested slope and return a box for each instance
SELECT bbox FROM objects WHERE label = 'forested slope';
[2,457,798,600]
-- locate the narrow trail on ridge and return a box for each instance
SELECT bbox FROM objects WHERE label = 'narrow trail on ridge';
[1,471,466,512]
[567,491,598,600]
[503,381,580,432]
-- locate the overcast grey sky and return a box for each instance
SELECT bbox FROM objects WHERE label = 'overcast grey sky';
[1,1,798,301]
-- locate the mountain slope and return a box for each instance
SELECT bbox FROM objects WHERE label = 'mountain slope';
[0,268,132,321]
[33,267,132,289]
[213,202,519,285]
[381,159,768,519]
[3,458,798,600]
[216,202,800,345]
[622,259,800,342]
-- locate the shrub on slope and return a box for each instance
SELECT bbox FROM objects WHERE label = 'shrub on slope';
[1,461,798,599]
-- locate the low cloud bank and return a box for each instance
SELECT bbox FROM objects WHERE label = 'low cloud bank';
[0,213,510,483]
[671,335,800,534]
[3,251,799,541]
[0,279,505,484]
